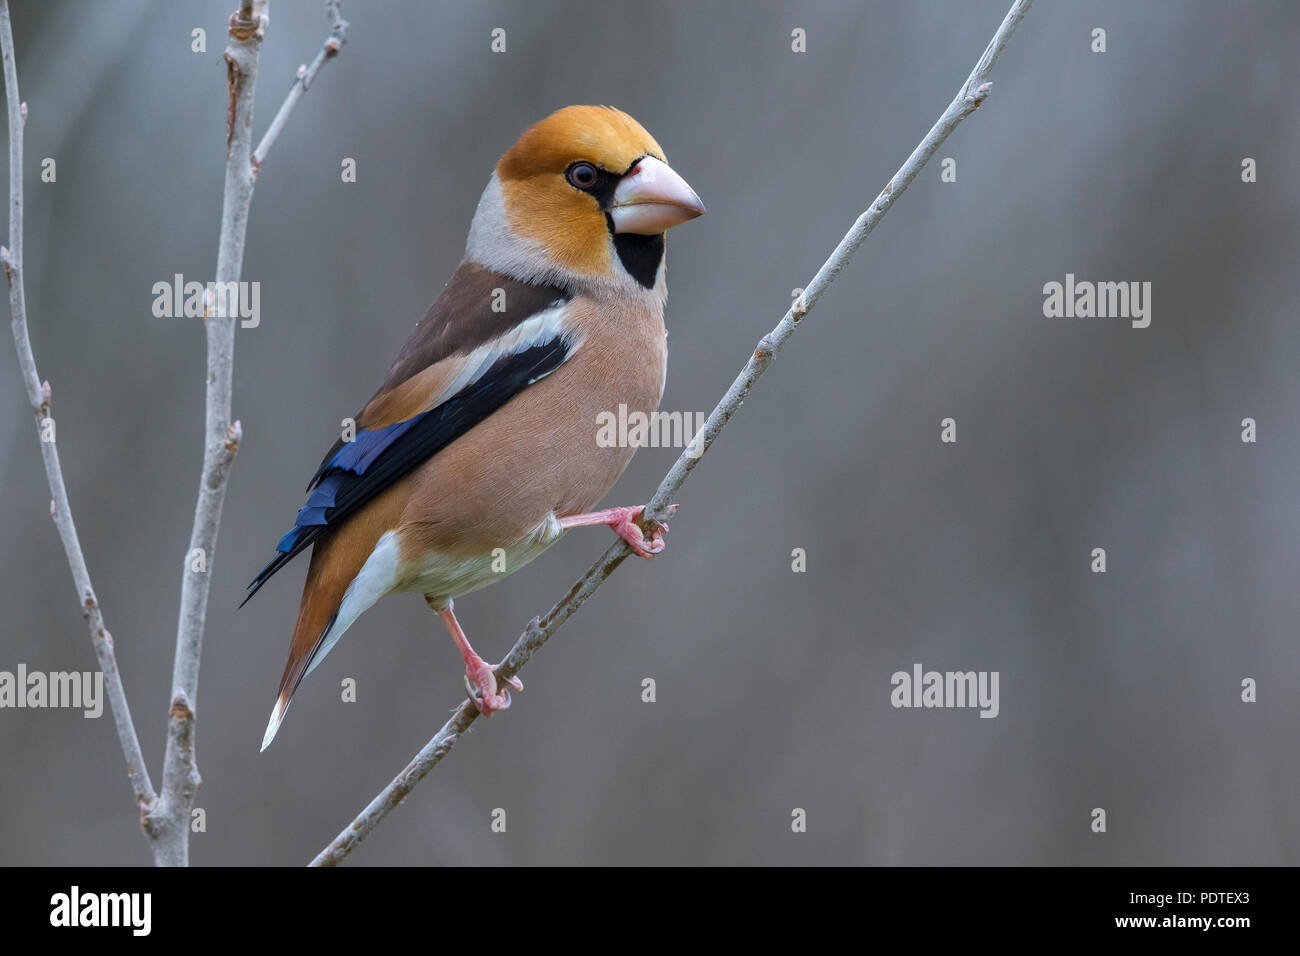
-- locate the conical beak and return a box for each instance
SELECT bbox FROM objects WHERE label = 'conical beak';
[609,156,705,235]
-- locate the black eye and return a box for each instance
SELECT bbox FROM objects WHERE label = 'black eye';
[567,162,598,189]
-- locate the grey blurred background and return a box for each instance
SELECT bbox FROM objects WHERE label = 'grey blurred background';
[1,0,1297,866]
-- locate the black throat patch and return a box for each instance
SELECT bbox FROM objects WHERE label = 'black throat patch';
[609,224,665,289]
[580,157,665,290]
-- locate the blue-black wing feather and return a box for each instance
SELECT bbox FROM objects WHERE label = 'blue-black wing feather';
[241,338,570,605]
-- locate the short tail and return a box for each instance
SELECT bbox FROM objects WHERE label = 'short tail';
[259,522,378,750]
[261,612,336,751]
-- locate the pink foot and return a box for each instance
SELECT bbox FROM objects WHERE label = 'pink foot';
[559,503,678,559]
[432,599,524,716]
[463,660,524,716]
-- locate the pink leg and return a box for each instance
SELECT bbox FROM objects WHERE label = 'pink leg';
[428,598,522,716]
[558,503,678,559]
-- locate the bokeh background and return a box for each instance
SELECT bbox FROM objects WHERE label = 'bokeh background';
[1,0,1297,865]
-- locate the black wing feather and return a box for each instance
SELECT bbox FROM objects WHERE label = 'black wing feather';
[242,338,570,605]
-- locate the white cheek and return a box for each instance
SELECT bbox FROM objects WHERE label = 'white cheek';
[465,173,574,289]
[465,171,669,304]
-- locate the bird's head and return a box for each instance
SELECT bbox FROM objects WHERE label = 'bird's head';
[466,105,704,296]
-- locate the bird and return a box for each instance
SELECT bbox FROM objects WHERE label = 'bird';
[245,105,705,751]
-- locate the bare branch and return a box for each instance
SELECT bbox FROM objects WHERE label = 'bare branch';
[4,0,350,865]
[252,0,349,175]
[148,0,348,867]
[143,5,265,866]
[311,0,1037,867]
[0,1,156,814]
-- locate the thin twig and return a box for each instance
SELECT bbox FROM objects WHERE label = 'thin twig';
[4,0,349,866]
[310,0,1037,867]
[252,0,348,175]
[147,0,349,866]
[0,1,156,814]
[143,3,265,867]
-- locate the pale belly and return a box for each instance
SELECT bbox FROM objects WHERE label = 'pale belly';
[398,512,564,605]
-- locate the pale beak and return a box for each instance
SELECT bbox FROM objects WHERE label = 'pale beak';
[609,156,705,235]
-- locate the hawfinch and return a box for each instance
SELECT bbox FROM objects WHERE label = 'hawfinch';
[246,106,704,750]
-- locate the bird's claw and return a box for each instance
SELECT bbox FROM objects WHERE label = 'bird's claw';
[615,503,678,559]
[464,663,523,715]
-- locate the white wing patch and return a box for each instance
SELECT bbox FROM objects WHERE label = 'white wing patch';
[425,299,582,413]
